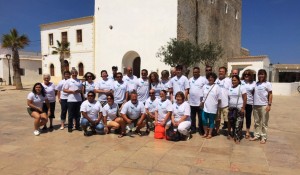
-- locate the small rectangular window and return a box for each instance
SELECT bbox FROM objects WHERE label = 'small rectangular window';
[49,33,53,46]
[76,29,82,43]
[61,32,68,43]
[20,68,25,76]
[38,68,42,75]
[235,10,239,19]
[225,3,228,14]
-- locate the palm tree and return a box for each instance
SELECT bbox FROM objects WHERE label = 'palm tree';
[1,28,30,89]
[52,40,70,79]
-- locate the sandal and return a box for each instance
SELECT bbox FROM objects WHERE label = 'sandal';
[249,137,260,141]
[260,139,266,144]
[118,133,126,138]
[202,134,208,138]
[245,134,250,139]
[206,135,212,139]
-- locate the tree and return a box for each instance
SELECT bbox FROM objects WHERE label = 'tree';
[52,40,70,79]
[156,38,223,76]
[1,28,30,89]
[156,38,201,76]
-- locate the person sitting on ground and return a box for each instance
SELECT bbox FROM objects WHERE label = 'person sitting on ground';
[27,83,50,136]
[102,93,126,137]
[120,92,146,136]
[80,91,104,136]
[145,89,159,133]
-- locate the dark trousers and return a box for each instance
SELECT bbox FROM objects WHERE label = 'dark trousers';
[244,104,253,129]
[43,102,56,118]
[67,102,81,129]
[190,106,204,134]
[60,99,68,122]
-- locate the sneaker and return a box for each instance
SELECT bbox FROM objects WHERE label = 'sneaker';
[75,127,82,131]
[60,126,64,130]
[49,126,54,132]
[33,130,40,136]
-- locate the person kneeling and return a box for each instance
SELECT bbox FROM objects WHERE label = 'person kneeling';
[120,92,146,136]
[80,91,104,136]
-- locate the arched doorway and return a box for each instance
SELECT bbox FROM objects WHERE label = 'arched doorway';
[50,64,55,76]
[122,51,141,78]
[64,60,69,71]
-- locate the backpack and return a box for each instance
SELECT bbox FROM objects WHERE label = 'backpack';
[166,125,181,141]
[154,124,165,139]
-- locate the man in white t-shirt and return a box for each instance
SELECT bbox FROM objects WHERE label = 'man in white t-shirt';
[94,70,113,106]
[120,92,146,136]
[215,66,232,132]
[188,67,206,135]
[145,89,159,132]
[169,65,190,102]
[137,69,149,104]
[123,66,138,96]
[111,72,129,108]
[108,66,118,81]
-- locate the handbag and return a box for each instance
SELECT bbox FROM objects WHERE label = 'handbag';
[165,124,181,141]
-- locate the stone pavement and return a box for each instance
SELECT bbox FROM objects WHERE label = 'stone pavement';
[0,85,299,175]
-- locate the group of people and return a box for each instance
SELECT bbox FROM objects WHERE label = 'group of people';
[27,64,272,144]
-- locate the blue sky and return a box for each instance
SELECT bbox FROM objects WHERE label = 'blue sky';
[0,0,299,64]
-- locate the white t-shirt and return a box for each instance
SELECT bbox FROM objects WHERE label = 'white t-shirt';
[102,103,119,121]
[169,75,190,96]
[254,82,272,106]
[145,97,159,114]
[215,77,231,108]
[172,101,191,122]
[80,100,102,120]
[150,82,163,99]
[156,99,172,123]
[95,79,113,102]
[160,80,171,99]
[55,79,69,100]
[108,74,115,81]
[241,80,256,105]
[189,76,206,106]
[228,85,247,109]
[27,92,48,108]
[83,81,95,98]
[121,101,145,120]
[42,82,56,103]
[137,78,149,103]
[123,75,138,93]
[63,78,83,102]
[111,81,128,104]
[202,84,221,114]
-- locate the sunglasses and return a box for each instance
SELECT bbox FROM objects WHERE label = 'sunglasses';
[107,97,113,100]
[205,69,212,72]
[87,95,95,97]
[149,93,155,95]
[116,76,122,78]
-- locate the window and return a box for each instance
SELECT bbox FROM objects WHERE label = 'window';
[76,29,82,43]
[78,63,84,76]
[49,33,53,46]
[225,3,228,14]
[61,32,68,43]
[38,68,42,75]
[50,64,55,76]
[19,68,25,76]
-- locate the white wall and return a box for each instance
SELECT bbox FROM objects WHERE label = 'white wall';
[228,58,270,77]
[20,59,42,85]
[41,17,94,83]
[94,0,178,78]
[272,82,300,96]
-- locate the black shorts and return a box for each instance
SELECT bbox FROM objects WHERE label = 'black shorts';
[43,102,56,118]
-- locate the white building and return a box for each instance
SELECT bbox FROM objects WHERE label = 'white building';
[40,0,177,83]
[0,47,42,85]
[40,16,94,83]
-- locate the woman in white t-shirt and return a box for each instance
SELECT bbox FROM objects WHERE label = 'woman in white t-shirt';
[149,72,162,99]
[200,72,221,139]
[80,91,104,136]
[102,93,126,138]
[228,75,247,143]
[155,90,172,129]
[82,72,96,99]
[241,70,256,139]
[250,69,272,144]
[171,91,191,140]
[160,70,171,99]
[94,70,113,107]
[27,83,50,136]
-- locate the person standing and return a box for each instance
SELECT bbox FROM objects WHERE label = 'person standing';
[241,70,256,139]
[82,72,96,100]
[160,70,171,99]
[137,69,149,104]
[108,66,118,81]
[250,69,272,144]
[189,67,206,135]
[56,71,70,130]
[27,83,50,136]
[94,70,113,107]
[63,69,83,133]
[149,72,162,99]
[215,67,231,133]
[169,65,189,102]
[41,74,56,131]
[123,66,138,95]
[111,72,128,108]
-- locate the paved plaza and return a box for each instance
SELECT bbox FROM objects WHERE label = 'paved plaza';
[0,85,299,175]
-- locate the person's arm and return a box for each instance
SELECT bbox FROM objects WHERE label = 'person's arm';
[137,113,146,126]
[124,91,128,103]
[81,111,94,124]
[27,99,43,113]
[57,91,61,103]
[169,88,173,102]
[154,110,158,125]
[266,91,272,112]
[241,93,247,113]
[171,114,176,126]
[162,111,172,126]
[178,115,188,124]
[45,98,51,116]
[184,89,189,101]
[121,113,132,124]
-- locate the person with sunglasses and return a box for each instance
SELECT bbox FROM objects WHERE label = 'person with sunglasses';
[82,72,96,100]
[80,91,104,136]
[145,89,159,133]
[137,69,149,104]
[241,69,256,139]
[123,66,138,96]
[111,72,129,108]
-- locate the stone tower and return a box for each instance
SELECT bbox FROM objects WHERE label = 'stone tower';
[177,0,242,68]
